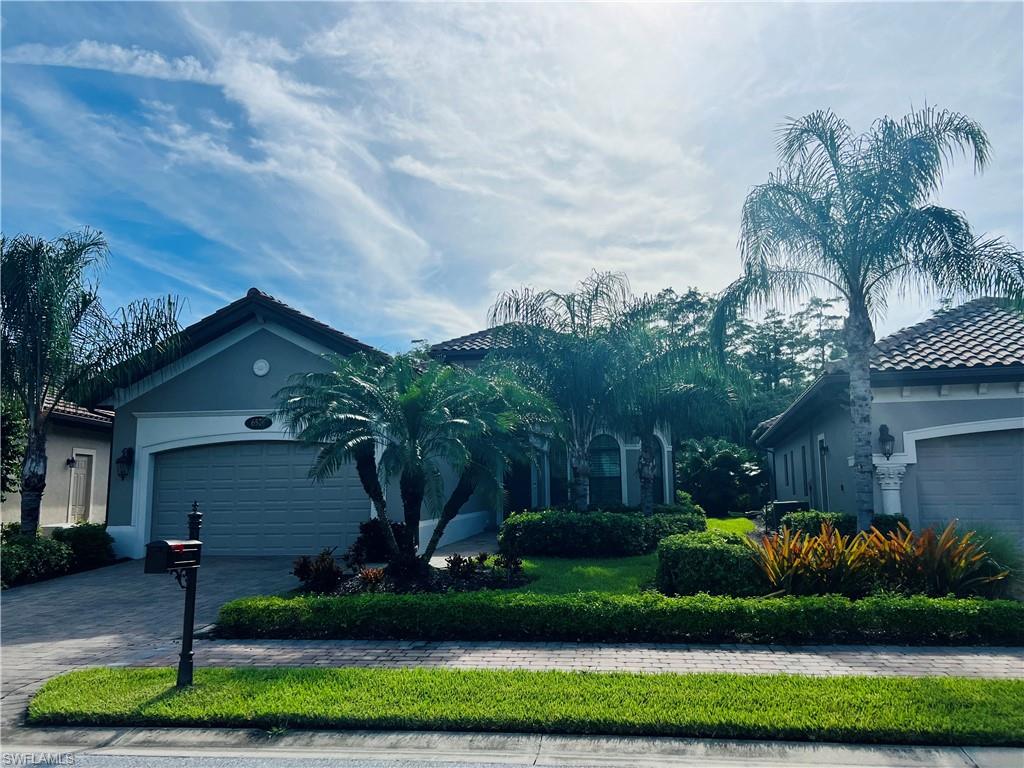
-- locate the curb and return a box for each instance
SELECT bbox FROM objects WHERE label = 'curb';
[3,725,1022,767]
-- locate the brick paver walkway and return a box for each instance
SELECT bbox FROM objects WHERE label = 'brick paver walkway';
[0,557,296,729]
[142,638,1024,678]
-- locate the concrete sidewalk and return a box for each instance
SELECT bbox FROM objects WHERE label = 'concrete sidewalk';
[3,726,1022,768]
[136,638,1024,678]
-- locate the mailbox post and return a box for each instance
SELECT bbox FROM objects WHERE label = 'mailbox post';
[144,501,203,688]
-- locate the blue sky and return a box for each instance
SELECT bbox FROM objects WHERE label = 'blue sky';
[2,2,1021,352]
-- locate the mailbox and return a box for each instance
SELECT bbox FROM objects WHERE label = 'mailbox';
[144,539,202,574]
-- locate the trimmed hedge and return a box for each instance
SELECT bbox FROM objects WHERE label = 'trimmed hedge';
[871,514,910,536]
[216,591,1024,646]
[52,522,115,572]
[780,510,857,537]
[656,531,766,596]
[499,510,706,557]
[0,533,72,588]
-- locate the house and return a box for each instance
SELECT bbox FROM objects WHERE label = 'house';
[756,299,1024,545]
[430,328,675,510]
[99,289,497,559]
[1,401,113,530]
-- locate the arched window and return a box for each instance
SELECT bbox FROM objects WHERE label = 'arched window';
[652,436,666,505]
[588,434,622,508]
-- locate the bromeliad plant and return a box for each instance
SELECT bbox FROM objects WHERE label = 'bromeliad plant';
[749,520,1009,598]
[866,522,1010,598]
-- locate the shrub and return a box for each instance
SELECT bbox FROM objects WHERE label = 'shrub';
[780,510,857,537]
[0,533,72,588]
[752,523,874,597]
[51,522,115,572]
[675,438,768,516]
[216,591,1024,646]
[499,510,706,557]
[343,519,412,567]
[292,548,344,594]
[657,531,766,596]
[870,514,909,537]
[750,521,1010,598]
[653,491,706,518]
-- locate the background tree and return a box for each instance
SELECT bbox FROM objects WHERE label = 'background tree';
[1,390,27,503]
[489,271,632,511]
[713,107,1024,528]
[676,438,769,516]
[1,230,181,535]
[793,297,846,375]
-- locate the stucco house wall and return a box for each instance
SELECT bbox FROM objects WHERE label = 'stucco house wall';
[2,419,112,529]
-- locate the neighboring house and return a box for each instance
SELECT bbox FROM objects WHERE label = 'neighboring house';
[99,289,496,559]
[1,401,113,530]
[756,299,1024,546]
[430,329,675,510]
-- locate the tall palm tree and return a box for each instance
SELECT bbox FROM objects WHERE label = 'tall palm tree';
[489,271,632,510]
[712,108,1024,528]
[1,229,182,536]
[275,352,551,565]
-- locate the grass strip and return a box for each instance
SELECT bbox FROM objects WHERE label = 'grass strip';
[516,554,657,594]
[28,667,1024,746]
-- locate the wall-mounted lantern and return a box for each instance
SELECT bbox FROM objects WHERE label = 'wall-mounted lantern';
[115,447,135,480]
[878,424,896,460]
[65,456,78,469]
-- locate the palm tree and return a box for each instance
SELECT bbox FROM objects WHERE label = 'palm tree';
[609,300,738,516]
[275,352,550,565]
[712,108,1024,529]
[489,271,633,511]
[1,229,181,535]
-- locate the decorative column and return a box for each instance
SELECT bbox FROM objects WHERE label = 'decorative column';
[874,461,908,517]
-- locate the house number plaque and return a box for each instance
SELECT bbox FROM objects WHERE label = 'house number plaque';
[244,415,273,430]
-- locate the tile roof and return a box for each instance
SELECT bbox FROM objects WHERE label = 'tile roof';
[429,326,508,356]
[865,298,1024,372]
[49,399,113,426]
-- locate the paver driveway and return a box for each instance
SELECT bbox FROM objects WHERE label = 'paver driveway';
[0,557,295,729]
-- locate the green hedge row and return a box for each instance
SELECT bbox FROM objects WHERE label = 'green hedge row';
[499,509,706,557]
[217,591,1024,646]
[656,530,765,596]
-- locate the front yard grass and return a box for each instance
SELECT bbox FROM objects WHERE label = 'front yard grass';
[517,553,656,594]
[28,667,1024,746]
[706,516,757,535]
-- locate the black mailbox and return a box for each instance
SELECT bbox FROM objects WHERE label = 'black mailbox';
[144,539,202,573]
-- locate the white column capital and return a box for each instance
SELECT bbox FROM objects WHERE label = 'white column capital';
[874,461,908,491]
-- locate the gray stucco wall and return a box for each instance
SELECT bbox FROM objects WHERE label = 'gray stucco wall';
[107,327,333,526]
[767,385,1023,519]
[2,422,112,527]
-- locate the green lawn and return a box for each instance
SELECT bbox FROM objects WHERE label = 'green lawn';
[517,554,656,594]
[513,518,754,595]
[707,516,757,534]
[28,667,1024,746]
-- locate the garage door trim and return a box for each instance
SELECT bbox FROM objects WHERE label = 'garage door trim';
[871,416,1024,465]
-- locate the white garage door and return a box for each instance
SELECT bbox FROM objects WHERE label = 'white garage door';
[915,429,1024,546]
[152,441,368,555]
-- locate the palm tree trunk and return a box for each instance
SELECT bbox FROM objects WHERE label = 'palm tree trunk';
[845,308,876,530]
[637,433,657,517]
[353,443,400,559]
[420,469,476,562]
[20,427,47,536]
[400,467,426,550]
[569,444,590,511]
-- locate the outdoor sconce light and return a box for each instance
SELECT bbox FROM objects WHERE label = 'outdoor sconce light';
[878,424,896,460]
[115,447,135,481]
[65,456,77,469]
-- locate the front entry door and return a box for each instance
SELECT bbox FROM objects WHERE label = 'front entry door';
[69,454,93,522]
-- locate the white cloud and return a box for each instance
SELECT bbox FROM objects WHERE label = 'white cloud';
[3,39,215,82]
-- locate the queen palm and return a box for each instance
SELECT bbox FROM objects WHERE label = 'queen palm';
[275,352,551,565]
[489,271,632,511]
[1,229,182,535]
[713,108,1024,528]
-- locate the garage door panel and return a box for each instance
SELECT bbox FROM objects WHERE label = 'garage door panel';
[152,441,368,555]
[916,429,1024,547]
